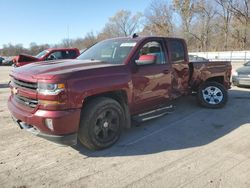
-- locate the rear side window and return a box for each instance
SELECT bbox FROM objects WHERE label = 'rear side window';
[62,50,78,59]
[169,40,185,63]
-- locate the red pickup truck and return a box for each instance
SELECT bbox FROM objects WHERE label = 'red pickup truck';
[13,48,80,67]
[8,36,231,150]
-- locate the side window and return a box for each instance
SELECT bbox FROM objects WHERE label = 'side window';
[62,50,78,59]
[68,50,78,58]
[169,40,185,63]
[49,51,63,60]
[138,41,166,64]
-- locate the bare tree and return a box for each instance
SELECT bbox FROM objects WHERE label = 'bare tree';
[215,0,232,50]
[98,10,142,39]
[0,44,28,56]
[189,0,217,51]
[97,23,119,39]
[61,38,74,48]
[29,43,50,55]
[81,32,98,48]
[143,0,174,36]
[173,0,196,45]
[59,32,98,50]
[228,0,249,49]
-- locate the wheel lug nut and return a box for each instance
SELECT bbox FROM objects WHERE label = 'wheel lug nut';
[103,122,109,128]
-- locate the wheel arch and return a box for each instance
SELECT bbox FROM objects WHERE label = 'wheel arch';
[206,76,224,85]
[81,90,131,129]
[192,76,225,92]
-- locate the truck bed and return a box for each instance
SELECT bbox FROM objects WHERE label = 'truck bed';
[190,61,232,90]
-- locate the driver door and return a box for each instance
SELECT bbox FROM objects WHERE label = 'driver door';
[131,39,172,114]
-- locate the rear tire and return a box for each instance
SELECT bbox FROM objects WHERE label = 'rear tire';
[197,82,227,108]
[78,97,124,150]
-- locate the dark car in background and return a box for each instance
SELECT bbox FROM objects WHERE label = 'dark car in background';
[232,60,250,87]
[0,57,4,65]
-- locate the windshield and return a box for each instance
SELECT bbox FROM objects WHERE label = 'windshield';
[77,39,137,64]
[35,50,49,58]
[245,61,250,66]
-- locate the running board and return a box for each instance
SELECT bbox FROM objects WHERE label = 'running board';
[132,105,175,122]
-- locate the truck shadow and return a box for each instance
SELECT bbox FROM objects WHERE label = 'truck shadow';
[72,88,250,157]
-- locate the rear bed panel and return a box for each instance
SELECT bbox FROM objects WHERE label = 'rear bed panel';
[190,61,232,90]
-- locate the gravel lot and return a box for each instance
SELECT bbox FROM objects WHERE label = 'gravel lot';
[0,63,250,188]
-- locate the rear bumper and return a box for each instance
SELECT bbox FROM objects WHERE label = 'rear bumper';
[8,96,81,146]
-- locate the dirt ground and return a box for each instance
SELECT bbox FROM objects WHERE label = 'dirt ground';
[0,63,250,188]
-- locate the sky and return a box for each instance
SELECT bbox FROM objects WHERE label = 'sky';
[0,0,152,48]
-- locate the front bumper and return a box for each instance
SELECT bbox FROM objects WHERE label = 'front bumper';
[232,76,250,86]
[8,96,81,146]
[12,116,77,145]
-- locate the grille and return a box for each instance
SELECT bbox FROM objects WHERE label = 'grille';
[14,95,38,108]
[12,78,37,90]
[11,77,38,108]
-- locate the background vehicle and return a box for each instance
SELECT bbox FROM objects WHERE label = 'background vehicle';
[188,54,209,62]
[0,57,14,66]
[2,58,14,66]
[0,57,4,65]
[232,60,250,87]
[13,48,80,67]
[8,36,231,150]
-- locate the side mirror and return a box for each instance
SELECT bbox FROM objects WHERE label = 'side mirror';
[135,55,156,65]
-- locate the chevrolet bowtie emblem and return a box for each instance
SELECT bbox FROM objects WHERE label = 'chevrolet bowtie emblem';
[12,87,18,95]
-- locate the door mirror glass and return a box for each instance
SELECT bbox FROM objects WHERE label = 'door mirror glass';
[135,55,156,65]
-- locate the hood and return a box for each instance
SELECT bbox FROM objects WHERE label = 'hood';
[11,59,122,80]
[14,54,39,63]
[236,66,250,74]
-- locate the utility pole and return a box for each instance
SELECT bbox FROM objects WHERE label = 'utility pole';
[67,24,70,47]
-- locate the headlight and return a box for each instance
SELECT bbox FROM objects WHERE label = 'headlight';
[37,83,65,95]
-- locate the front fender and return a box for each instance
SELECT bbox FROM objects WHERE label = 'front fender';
[67,71,133,109]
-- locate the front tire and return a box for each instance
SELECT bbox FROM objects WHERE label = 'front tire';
[197,82,227,108]
[78,97,124,150]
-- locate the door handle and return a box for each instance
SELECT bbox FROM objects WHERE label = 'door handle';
[163,70,170,74]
